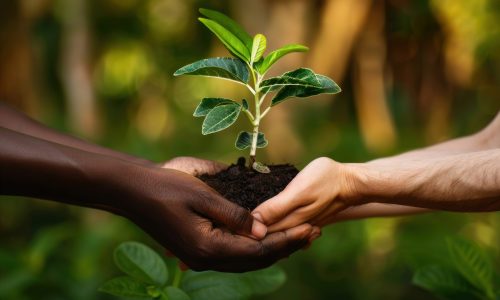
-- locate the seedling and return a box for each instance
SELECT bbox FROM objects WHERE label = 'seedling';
[174,8,341,173]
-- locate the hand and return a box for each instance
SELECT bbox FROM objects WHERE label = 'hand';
[161,156,227,176]
[115,165,315,272]
[252,157,360,232]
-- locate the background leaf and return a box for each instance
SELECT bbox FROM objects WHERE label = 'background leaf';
[199,8,253,50]
[113,242,168,286]
[251,34,267,63]
[235,131,268,150]
[447,238,495,298]
[99,276,150,299]
[193,98,237,117]
[413,266,482,300]
[202,103,241,135]
[199,18,250,62]
[174,58,249,84]
[256,44,308,74]
[272,74,341,106]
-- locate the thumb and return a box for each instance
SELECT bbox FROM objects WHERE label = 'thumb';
[252,187,300,226]
[194,193,267,239]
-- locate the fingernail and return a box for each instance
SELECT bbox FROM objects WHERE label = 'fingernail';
[309,233,321,243]
[311,227,321,236]
[251,220,267,239]
[252,212,264,223]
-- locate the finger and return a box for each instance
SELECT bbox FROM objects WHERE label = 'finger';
[310,201,355,226]
[265,200,335,233]
[193,193,267,239]
[209,223,314,272]
[178,261,189,271]
[252,188,304,226]
[165,250,176,257]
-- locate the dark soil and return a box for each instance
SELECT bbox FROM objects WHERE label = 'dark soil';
[198,157,299,210]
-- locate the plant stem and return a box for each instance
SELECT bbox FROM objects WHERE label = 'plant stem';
[173,267,183,288]
[249,67,261,167]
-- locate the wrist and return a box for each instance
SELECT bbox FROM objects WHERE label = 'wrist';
[343,162,397,206]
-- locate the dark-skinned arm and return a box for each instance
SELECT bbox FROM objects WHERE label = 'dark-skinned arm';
[0,102,226,175]
[0,127,314,272]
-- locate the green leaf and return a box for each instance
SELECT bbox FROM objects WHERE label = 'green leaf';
[182,271,252,300]
[272,74,341,106]
[240,266,286,295]
[113,242,168,286]
[202,103,241,135]
[413,266,482,300]
[251,34,267,63]
[194,98,237,117]
[447,238,495,298]
[174,58,249,84]
[165,286,191,300]
[199,8,253,50]
[235,131,268,150]
[260,68,321,93]
[256,44,309,74]
[199,18,250,62]
[99,276,150,299]
[242,99,249,110]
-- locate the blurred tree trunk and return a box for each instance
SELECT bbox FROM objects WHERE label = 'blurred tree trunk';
[353,0,396,153]
[0,1,38,115]
[308,0,373,81]
[60,0,99,138]
[259,0,312,162]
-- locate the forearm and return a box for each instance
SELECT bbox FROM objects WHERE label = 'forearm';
[0,103,154,166]
[0,127,148,214]
[353,149,500,212]
[370,112,500,165]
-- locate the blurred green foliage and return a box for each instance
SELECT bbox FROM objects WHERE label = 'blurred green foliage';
[0,0,499,299]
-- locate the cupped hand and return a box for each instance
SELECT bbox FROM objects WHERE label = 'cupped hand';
[117,165,315,272]
[161,156,227,176]
[252,157,360,232]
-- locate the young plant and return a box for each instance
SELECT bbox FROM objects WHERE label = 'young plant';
[174,8,341,173]
[99,242,286,300]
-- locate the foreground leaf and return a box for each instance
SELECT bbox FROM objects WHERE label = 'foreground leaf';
[202,103,241,135]
[199,18,250,62]
[447,238,495,298]
[235,131,268,150]
[182,271,252,300]
[239,266,286,295]
[256,44,309,74]
[165,286,191,300]
[272,74,341,106]
[260,68,321,93]
[413,266,482,300]
[174,58,249,84]
[113,242,168,286]
[99,276,150,299]
[251,34,267,63]
[199,8,253,50]
[194,98,237,117]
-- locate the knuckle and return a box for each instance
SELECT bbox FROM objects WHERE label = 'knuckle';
[230,206,252,230]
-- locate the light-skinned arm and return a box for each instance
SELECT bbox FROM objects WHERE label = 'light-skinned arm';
[253,112,500,231]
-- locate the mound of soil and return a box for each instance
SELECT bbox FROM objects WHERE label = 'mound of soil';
[198,157,298,210]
